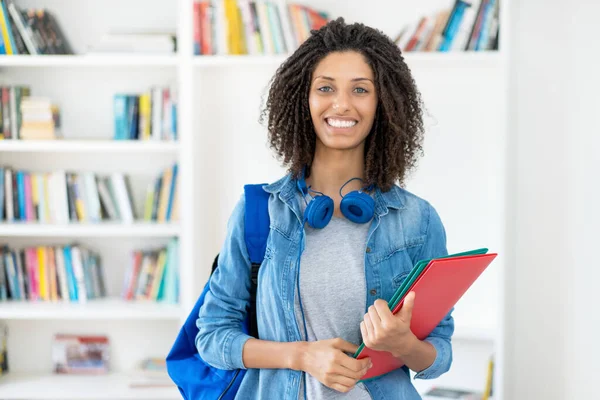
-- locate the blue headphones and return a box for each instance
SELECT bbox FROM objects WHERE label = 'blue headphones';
[296,167,375,229]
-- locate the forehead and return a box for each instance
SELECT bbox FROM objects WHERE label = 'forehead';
[312,51,374,80]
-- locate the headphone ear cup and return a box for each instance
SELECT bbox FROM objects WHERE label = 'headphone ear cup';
[340,191,375,224]
[305,195,334,229]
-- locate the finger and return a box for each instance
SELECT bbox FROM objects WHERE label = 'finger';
[363,313,375,340]
[331,338,359,354]
[336,355,372,380]
[330,382,355,394]
[338,350,371,372]
[398,291,415,323]
[360,321,368,343]
[330,373,359,388]
[368,304,382,326]
[373,299,393,325]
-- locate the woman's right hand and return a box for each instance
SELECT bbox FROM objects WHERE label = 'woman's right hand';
[299,338,372,393]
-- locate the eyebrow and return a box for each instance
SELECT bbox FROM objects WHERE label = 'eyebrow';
[314,75,373,83]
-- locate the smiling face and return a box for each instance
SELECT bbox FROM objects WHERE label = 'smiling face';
[309,51,378,153]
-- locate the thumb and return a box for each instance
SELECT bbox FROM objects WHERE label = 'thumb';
[333,338,359,354]
[398,291,415,323]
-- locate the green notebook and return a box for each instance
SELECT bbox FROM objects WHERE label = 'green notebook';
[353,247,489,359]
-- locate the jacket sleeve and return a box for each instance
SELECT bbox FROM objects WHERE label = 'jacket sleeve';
[195,194,253,370]
[413,202,455,380]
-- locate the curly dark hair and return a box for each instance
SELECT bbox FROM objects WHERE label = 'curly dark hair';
[260,17,425,191]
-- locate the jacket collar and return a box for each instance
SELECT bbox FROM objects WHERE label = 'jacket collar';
[263,173,406,217]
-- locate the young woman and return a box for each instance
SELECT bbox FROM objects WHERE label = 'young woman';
[197,18,453,400]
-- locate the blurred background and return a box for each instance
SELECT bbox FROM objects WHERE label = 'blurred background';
[0,0,596,399]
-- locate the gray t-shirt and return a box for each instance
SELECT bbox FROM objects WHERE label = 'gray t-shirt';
[295,197,372,399]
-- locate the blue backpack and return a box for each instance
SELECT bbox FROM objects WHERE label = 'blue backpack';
[166,184,270,399]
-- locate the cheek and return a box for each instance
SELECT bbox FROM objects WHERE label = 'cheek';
[308,95,325,118]
[359,101,378,128]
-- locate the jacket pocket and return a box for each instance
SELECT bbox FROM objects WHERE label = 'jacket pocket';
[392,270,410,288]
[372,235,426,266]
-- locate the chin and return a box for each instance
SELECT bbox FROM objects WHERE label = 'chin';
[319,136,365,151]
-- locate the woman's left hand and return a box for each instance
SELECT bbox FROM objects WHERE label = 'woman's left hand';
[360,291,417,358]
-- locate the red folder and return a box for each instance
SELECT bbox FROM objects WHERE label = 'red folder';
[355,253,497,380]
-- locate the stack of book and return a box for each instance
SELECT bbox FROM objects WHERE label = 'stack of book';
[0,2,73,55]
[121,238,179,304]
[114,86,177,141]
[193,0,329,55]
[0,167,136,224]
[19,96,60,140]
[395,0,500,52]
[0,244,105,303]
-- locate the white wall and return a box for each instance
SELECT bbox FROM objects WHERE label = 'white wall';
[507,0,600,399]
[564,2,600,398]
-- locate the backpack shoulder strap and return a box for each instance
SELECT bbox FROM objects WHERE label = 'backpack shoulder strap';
[243,184,270,264]
[243,184,270,338]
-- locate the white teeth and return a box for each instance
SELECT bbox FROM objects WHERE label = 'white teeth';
[327,118,357,128]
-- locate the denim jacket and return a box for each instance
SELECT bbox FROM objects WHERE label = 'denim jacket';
[196,174,454,400]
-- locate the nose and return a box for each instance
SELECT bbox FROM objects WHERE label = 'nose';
[332,92,350,113]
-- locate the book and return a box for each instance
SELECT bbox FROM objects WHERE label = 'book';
[121,239,179,302]
[0,244,104,303]
[354,249,497,380]
[483,355,495,400]
[193,0,329,55]
[52,334,109,374]
[113,87,177,141]
[0,4,72,56]
[88,32,176,54]
[0,322,7,374]
[0,166,145,224]
[129,357,172,388]
[395,0,501,52]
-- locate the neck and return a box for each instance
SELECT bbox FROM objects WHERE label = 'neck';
[306,144,365,200]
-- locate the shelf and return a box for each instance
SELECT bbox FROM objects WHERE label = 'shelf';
[0,372,180,400]
[0,298,181,320]
[0,222,180,237]
[0,140,179,154]
[403,51,503,63]
[0,55,178,68]
[0,52,502,68]
[193,54,289,67]
[192,51,503,67]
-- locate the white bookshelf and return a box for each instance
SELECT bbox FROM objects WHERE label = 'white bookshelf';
[0,0,508,398]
